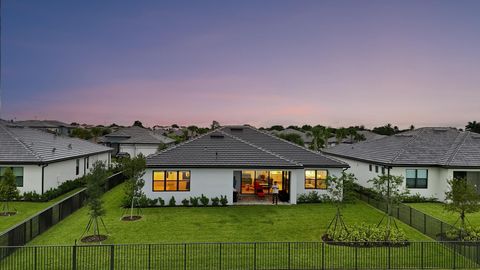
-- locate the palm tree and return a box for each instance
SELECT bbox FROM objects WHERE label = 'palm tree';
[466,121,480,134]
[335,128,348,144]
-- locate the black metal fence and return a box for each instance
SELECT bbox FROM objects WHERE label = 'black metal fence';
[0,172,124,248]
[0,241,479,269]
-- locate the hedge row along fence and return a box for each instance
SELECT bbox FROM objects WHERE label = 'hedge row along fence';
[0,172,125,248]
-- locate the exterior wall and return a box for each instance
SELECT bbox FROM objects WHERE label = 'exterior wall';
[331,156,452,201]
[5,152,111,194]
[294,167,344,201]
[142,167,345,205]
[120,144,160,157]
[143,168,235,205]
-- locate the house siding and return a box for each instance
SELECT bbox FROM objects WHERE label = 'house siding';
[120,144,159,157]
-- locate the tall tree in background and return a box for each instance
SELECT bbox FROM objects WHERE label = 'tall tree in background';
[0,168,20,216]
[444,178,480,236]
[335,128,348,144]
[269,125,284,131]
[133,120,144,128]
[122,155,147,221]
[81,162,109,242]
[211,120,220,130]
[372,123,397,136]
[278,133,305,147]
[466,121,480,134]
[90,127,103,143]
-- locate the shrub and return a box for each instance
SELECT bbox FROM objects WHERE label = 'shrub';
[181,198,190,206]
[445,226,480,241]
[401,193,438,203]
[169,196,176,206]
[297,191,329,203]
[24,177,86,202]
[220,195,228,206]
[211,197,220,206]
[200,194,209,206]
[325,223,408,244]
[190,197,200,207]
[158,197,165,206]
[22,191,42,201]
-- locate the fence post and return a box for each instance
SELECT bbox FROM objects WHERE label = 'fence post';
[219,243,222,270]
[184,243,187,270]
[110,245,115,270]
[72,244,77,270]
[409,207,412,226]
[440,222,444,238]
[254,242,257,270]
[287,242,291,270]
[34,246,38,270]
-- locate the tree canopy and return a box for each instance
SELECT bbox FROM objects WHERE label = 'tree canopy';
[0,168,20,215]
[444,178,480,230]
[466,121,480,134]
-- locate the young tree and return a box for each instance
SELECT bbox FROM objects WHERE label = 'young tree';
[0,168,20,216]
[368,173,408,240]
[444,178,480,233]
[122,155,147,220]
[82,161,109,241]
[325,172,358,238]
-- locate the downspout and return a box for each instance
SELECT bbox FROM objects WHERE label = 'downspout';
[41,164,49,195]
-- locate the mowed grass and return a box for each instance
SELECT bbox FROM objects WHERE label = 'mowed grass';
[0,188,84,233]
[28,183,430,245]
[407,202,480,226]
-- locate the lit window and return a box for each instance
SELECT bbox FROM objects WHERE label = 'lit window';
[152,170,190,192]
[406,169,428,189]
[305,169,328,190]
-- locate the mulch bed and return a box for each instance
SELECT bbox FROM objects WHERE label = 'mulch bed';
[121,215,142,221]
[81,235,108,243]
[322,234,410,248]
[0,212,17,216]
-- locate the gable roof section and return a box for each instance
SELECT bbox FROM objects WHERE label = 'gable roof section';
[0,122,112,164]
[147,125,347,168]
[99,126,175,145]
[323,127,480,168]
[16,120,73,128]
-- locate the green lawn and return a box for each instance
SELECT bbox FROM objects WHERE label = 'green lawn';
[27,183,430,246]
[0,188,84,233]
[407,202,480,226]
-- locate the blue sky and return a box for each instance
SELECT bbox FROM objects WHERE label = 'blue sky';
[3,0,480,128]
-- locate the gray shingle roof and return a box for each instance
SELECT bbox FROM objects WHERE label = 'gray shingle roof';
[0,122,112,164]
[147,125,347,168]
[15,120,73,128]
[323,127,480,168]
[99,126,175,145]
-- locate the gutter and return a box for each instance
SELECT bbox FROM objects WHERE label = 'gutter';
[40,164,49,194]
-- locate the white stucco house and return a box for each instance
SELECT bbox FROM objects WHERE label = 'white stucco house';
[142,125,348,205]
[98,126,175,157]
[0,121,112,194]
[323,127,480,201]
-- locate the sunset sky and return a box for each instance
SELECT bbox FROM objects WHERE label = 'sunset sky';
[2,0,480,128]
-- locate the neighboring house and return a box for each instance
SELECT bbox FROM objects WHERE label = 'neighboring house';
[323,127,480,201]
[0,121,112,194]
[269,128,314,148]
[98,126,175,157]
[15,120,74,136]
[327,130,386,147]
[143,125,348,205]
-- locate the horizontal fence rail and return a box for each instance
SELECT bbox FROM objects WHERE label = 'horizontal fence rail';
[1,241,480,270]
[355,189,480,265]
[0,172,125,249]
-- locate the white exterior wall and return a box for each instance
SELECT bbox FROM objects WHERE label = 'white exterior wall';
[143,168,235,205]
[332,156,453,201]
[5,152,111,194]
[143,167,343,205]
[120,144,159,157]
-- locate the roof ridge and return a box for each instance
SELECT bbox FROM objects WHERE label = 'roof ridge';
[218,129,302,166]
[444,131,470,166]
[241,125,346,165]
[0,124,43,162]
[390,128,425,164]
